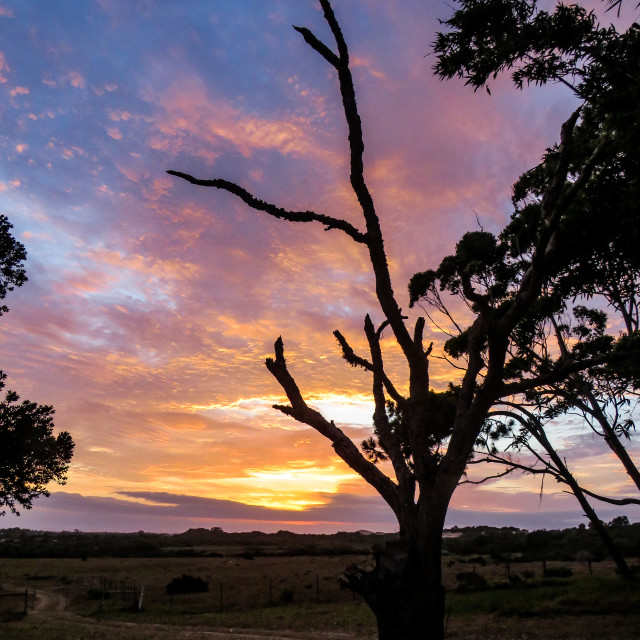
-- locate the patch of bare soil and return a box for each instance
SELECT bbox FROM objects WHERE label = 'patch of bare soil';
[31,586,67,611]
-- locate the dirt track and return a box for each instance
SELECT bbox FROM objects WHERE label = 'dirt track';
[4,590,369,640]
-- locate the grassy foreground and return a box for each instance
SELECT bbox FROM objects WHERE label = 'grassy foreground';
[1,555,639,639]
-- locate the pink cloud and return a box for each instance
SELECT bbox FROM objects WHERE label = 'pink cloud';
[153,78,340,168]
[68,70,85,88]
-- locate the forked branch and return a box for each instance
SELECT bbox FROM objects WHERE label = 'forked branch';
[264,337,404,517]
[333,326,405,406]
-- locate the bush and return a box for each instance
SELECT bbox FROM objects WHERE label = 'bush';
[280,587,295,603]
[455,570,488,592]
[166,574,209,595]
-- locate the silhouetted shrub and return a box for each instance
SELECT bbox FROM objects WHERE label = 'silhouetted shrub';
[280,587,294,603]
[166,574,209,595]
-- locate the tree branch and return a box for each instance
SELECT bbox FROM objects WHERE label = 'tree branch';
[293,26,339,68]
[574,486,640,507]
[312,1,424,376]
[166,171,367,244]
[498,350,624,397]
[265,337,404,518]
[333,328,406,407]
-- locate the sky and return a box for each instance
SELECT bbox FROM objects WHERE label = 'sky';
[1,0,639,534]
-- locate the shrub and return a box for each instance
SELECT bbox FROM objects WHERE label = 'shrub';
[455,570,488,592]
[166,574,209,595]
[280,587,295,603]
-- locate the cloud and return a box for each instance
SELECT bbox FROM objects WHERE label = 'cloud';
[0,491,397,533]
[0,0,624,536]
[2,489,636,534]
[0,51,8,82]
[151,77,341,171]
[68,71,85,88]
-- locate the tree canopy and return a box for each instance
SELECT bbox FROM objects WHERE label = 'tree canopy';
[0,214,27,317]
[0,214,74,515]
[0,375,74,515]
[423,0,640,582]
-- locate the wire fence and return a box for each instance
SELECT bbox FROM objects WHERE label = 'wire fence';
[0,589,32,614]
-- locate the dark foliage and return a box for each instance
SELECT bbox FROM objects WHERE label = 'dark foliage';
[166,574,209,595]
[0,215,27,317]
[0,215,74,515]
[3,524,638,563]
[455,569,489,591]
[0,376,74,516]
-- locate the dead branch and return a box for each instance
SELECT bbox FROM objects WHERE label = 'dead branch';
[265,337,404,517]
[166,171,367,244]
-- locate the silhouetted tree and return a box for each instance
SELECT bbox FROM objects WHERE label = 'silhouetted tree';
[437,0,640,578]
[0,214,27,316]
[0,215,74,515]
[477,404,635,578]
[169,1,639,638]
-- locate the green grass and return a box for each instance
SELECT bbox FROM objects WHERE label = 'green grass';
[102,599,376,633]
[448,575,640,617]
[2,555,640,639]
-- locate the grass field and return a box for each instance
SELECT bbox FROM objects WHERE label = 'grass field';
[1,554,639,639]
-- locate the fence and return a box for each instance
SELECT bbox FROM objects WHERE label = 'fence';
[0,589,33,614]
[61,576,143,612]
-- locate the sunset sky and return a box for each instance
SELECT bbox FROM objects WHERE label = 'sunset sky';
[1,0,638,533]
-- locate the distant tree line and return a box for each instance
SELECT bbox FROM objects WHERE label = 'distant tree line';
[1,522,637,562]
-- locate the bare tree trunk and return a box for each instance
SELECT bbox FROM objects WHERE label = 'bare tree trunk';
[343,501,448,640]
[346,537,445,639]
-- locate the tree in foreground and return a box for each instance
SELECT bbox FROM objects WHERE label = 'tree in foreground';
[437,0,640,577]
[0,214,74,515]
[169,1,639,638]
